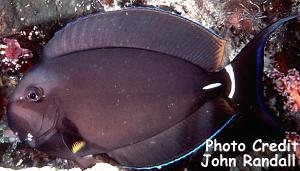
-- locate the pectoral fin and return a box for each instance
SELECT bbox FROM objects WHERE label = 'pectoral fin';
[60,117,91,156]
[61,131,87,155]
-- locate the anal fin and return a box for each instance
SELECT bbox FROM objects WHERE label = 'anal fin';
[108,97,236,169]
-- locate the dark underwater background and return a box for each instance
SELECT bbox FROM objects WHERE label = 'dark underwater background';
[0,0,299,170]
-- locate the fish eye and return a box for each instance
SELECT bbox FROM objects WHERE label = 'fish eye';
[25,86,44,102]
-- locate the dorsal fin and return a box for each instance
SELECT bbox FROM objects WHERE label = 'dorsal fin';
[43,8,226,71]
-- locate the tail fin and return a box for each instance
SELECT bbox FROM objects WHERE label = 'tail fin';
[227,15,300,130]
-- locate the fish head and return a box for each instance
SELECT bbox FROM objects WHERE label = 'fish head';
[6,66,97,159]
[7,65,61,148]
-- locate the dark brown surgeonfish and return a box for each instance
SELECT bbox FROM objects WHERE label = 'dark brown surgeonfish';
[6,8,300,169]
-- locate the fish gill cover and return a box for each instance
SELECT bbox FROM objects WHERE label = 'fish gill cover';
[0,0,299,171]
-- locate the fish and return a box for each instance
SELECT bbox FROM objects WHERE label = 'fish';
[6,8,299,169]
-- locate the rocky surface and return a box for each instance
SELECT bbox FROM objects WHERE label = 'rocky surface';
[0,0,104,38]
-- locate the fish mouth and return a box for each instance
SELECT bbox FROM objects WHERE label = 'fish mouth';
[6,100,61,148]
[3,127,20,143]
[6,102,33,143]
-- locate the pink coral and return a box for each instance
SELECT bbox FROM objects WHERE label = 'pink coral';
[2,38,30,60]
[0,38,32,73]
[267,68,300,113]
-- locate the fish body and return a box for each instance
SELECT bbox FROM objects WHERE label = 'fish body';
[6,8,299,169]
